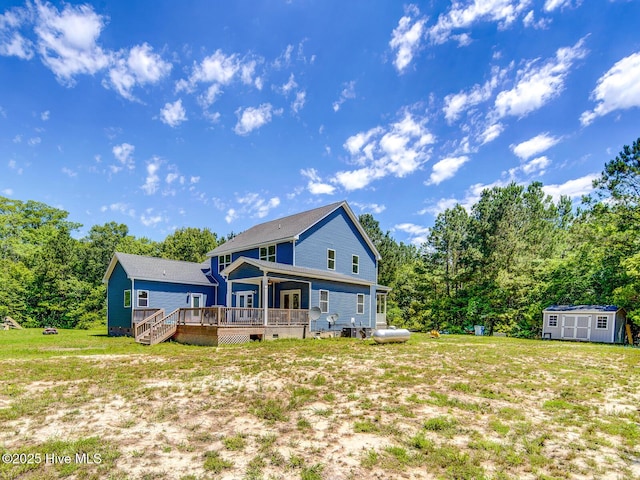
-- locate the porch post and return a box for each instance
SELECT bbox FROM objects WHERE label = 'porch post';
[226,280,233,307]
[263,272,269,326]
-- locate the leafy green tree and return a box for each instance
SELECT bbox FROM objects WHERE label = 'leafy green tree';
[161,227,219,263]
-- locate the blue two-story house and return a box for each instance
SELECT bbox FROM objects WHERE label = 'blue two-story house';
[104,201,389,344]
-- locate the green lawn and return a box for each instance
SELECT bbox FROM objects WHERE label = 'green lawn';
[0,329,639,479]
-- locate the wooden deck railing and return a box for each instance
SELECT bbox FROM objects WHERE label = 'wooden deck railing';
[134,309,165,341]
[174,307,309,327]
[133,308,162,323]
[137,307,310,345]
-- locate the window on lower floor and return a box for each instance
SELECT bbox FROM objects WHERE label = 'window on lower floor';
[260,244,276,262]
[596,316,608,329]
[376,293,387,314]
[319,290,329,313]
[357,294,365,314]
[137,290,149,308]
[548,315,558,327]
[219,254,231,272]
[124,290,131,308]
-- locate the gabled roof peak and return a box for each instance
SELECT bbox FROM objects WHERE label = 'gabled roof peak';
[207,201,380,259]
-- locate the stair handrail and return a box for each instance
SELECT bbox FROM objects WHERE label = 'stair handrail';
[134,309,165,341]
[147,308,180,345]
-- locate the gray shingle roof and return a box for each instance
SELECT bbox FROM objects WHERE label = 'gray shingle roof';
[544,305,620,312]
[224,256,375,286]
[110,252,217,286]
[208,201,349,256]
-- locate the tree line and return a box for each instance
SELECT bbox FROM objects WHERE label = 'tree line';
[1,137,639,335]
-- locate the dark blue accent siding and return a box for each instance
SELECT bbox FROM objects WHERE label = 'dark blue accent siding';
[107,262,132,330]
[228,263,263,281]
[296,206,377,282]
[277,242,294,264]
[230,283,259,307]
[274,281,310,309]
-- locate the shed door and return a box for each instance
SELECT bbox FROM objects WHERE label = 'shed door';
[575,315,590,340]
[562,316,576,339]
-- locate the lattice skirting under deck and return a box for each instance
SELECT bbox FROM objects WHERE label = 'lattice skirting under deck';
[217,334,251,345]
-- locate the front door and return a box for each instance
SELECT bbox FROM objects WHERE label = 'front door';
[562,316,576,339]
[280,289,301,310]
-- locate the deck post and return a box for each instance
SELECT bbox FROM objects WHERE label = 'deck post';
[263,273,269,326]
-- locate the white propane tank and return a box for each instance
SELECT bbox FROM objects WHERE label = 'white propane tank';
[372,328,411,344]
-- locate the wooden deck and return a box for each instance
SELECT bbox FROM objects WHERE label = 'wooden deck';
[134,307,309,345]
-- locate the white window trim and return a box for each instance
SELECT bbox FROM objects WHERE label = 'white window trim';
[548,315,558,327]
[357,293,365,315]
[137,290,149,308]
[260,244,276,262]
[352,255,359,274]
[596,315,608,329]
[124,289,131,308]
[319,290,329,313]
[327,249,336,270]
[219,254,231,272]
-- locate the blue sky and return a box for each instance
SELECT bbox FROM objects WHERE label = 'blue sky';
[2,1,640,245]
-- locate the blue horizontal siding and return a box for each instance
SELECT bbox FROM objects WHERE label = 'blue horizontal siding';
[309,280,372,330]
[134,280,215,313]
[296,206,377,282]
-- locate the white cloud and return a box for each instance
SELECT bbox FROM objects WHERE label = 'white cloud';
[234,103,280,135]
[352,202,386,214]
[580,51,640,126]
[61,167,77,177]
[159,99,187,127]
[0,6,34,60]
[394,223,430,246]
[102,202,135,217]
[292,90,306,113]
[444,66,509,123]
[140,210,163,227]
[280,73,297,94]
[141,158,161,195]
[543,0,581,12]
[28,136,41,146]
[479,122,504,144]
[12,134,21,143]
[190,176,200,184]
[112,143,135,170]
[494,37,587,118]
[166,172,179,184]
[107,43,172,100]
[389,5,426,73]
[521,155,550,175]
[41,110,50,121]
[225,208,238,224]
[1,188,13,196]
[301,168,336,195]
[333,80,356,112]
[511,133,559,160]
[186,49,240,86]
[420,198,460,216]
[429,0,531,45]
[336,111,435,190]
[522,10,550,29]
[34,1,111,85]
[543,173,597,200]
[427,156,470,185]
[237,193,280,218]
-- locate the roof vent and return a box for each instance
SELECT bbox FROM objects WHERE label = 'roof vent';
[163,270,166,276]
[278,223,281,229]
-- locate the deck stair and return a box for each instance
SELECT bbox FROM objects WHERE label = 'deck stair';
[135,309,180,345]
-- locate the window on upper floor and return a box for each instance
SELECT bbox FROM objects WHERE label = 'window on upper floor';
[352,255,359,274]
[327,249,335,270]
[319,290,329,313]
[260,244,276,262]
[357,294,365,314]
[124,290,131,308]
[218,254,231,272]
[137,290,149,308]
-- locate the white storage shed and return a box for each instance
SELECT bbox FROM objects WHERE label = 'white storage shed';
[542,305,626,344]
